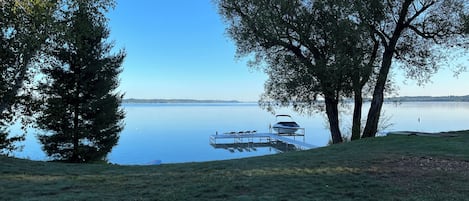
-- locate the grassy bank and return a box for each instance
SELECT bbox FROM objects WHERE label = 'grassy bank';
[1,130,469,201]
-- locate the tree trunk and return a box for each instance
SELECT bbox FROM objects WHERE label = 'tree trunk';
[362,49,393,138]
[351,89,362,141]
[325,96,343,144]
[72,64,81,163]
[362,0,412,138]
[72,103,80,162]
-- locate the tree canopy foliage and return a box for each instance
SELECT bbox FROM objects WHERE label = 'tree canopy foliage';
[362,0,469,138]
[217,0,383,143]
[0,0,56,154]
[216,0,469,142]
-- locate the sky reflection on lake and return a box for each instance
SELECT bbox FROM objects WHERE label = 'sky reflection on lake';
[12,102,469,165]
[108,103,329,164]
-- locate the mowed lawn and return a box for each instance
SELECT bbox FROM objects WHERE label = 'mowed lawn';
[1,130,469,201]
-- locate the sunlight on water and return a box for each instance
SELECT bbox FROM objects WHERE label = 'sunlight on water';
[11,102,469,165]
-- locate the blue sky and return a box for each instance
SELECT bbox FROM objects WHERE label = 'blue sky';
[108,0,468,101]
[108,0,266,101]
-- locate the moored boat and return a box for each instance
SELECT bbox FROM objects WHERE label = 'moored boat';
[272,115,300,134]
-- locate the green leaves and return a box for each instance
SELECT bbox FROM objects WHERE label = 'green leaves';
[217,0,380,143]
[36,0,125,163]
[0,0,57,154]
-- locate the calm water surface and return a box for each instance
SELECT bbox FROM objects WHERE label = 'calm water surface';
[13,102,469,164]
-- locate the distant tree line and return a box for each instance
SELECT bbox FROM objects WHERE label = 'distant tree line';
[123,98,240,104]
[385,95,469,102]
[216,0,469,143]
[0,0,125,163]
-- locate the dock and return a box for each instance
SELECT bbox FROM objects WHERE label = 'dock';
[209,131,317,151]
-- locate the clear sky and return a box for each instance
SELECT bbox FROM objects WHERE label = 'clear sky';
[108,0,468,101]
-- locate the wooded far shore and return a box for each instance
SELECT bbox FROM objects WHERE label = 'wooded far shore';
[123,95,469,104]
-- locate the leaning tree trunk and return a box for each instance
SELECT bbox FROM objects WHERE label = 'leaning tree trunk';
[362,48,394,138]
[325,96,343,144]
[362,0,411,138]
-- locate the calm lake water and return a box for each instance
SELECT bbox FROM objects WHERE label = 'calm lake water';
[12,102,469,165]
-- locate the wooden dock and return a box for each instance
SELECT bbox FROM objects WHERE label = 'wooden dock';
[209,132,317,150]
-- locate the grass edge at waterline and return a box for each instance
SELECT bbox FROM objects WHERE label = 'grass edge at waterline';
[1,130,469,200]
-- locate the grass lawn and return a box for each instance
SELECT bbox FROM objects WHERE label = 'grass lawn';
[1,130,469,201]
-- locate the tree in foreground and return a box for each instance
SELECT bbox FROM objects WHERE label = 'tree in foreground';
[361,0,469,138]
[0,0,56,154]
[216,0,381,143]
[37,0,125,163]
[217,0,469,142]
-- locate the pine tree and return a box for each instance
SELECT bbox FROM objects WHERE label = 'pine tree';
[37,0,125,163]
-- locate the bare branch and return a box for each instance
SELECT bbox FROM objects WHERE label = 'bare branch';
[405,1,436,26]
[408,24,443,40]
[372,27,391,47]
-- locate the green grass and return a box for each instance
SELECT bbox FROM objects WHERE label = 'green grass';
[2,130,469,201]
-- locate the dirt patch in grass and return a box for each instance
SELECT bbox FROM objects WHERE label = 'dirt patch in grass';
[361,156,469,200]
[382,156,469,173]
[367,156,469,198]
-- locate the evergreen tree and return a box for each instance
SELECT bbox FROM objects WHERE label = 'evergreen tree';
[37,0,125,163]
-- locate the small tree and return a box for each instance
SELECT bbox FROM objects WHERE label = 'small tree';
[37,0,125,163]
[0,0,56,154]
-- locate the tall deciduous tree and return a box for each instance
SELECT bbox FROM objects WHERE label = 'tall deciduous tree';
[216,0,380,143]
[0,0,56,154]
[218,0,469,142]
[37,0,125,163]
[362,0,469,138]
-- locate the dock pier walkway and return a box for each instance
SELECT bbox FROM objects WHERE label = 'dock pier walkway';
[209,132,317,150]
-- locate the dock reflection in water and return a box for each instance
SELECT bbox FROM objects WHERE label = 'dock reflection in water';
[211,141,300,153]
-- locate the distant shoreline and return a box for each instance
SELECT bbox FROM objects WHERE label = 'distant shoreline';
[383,95,469,102]
[123,95,469,104]
[122,98,242,104]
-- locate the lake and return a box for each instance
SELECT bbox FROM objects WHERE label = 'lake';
[12,102,469,165]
